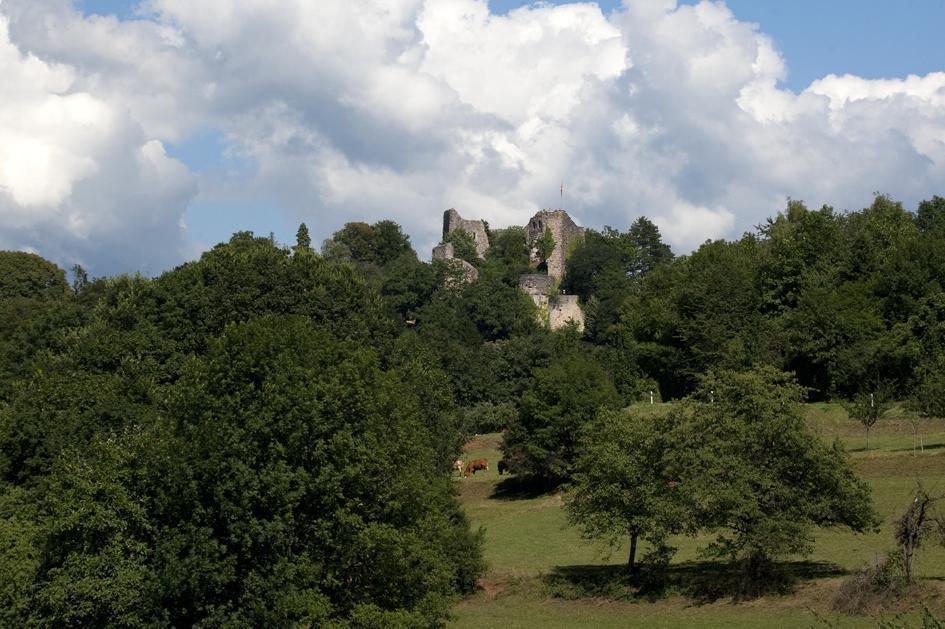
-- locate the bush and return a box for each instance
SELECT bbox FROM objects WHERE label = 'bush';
[502,350,620,484]
[457,401,517,434]
[832,553,905,614]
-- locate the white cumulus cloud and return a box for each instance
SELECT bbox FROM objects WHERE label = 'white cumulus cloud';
[0,4,196,274]
[0,0,943,271]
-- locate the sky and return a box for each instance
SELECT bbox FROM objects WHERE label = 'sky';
[1,0,944,275]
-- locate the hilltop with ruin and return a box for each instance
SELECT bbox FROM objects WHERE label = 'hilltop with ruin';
[433,207,586,331]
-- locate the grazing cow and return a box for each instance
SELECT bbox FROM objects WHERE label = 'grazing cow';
[453,459,465,475]
[464,458,488,477]
[497,459,511,475]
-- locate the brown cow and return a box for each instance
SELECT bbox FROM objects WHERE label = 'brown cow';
[453,459,465,476]
[464,458,488,477]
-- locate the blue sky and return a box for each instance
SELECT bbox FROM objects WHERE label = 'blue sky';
[3,0,943,274]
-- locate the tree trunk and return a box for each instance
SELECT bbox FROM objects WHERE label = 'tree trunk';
[865,427,870,452]
[904,542,914,585]
[627,531,638,574]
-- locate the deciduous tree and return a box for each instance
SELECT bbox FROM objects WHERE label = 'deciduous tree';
[665,367,877,582]
[566,408,688,573]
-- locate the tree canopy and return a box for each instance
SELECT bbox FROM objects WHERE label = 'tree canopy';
[2,190,945,619]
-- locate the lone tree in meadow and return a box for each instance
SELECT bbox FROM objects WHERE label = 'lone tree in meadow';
[665,367,878,587]
[906,358,945,454]
[895,486,945,585]
[566,408,689,574]
[844,387,892,452]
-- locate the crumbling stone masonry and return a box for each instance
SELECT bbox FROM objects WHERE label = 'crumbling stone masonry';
[518,274,556,310]
[432,207,585,329]
[517,274,585,332]
[549,295,584,331]
[432,242,478,284]
[525,209,584,280]
[443,208,489,258]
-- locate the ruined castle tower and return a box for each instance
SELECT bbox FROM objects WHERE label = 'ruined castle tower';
[431,208,485,284]
[443,208,489,258]
[520,209,585,331]
[525,209,584,279]
[431,206,585,329]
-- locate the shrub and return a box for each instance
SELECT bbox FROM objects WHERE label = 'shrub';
[458,401,517,434]
[832,553,904,614]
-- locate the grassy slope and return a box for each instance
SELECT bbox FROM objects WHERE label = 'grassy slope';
[450,404,945,628]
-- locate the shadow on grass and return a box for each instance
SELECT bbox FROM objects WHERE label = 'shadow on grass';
[489,476,559,501]
[890,443,945,453]
[543,560,845,604]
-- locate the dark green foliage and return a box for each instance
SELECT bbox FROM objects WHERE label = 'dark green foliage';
[482,227,531,285]
[503,346,620,484]
[562,220,671,342]
[0,286,169,484]
[917,195,945,234]
[0,251,68,300]
[567,408,687,573]
[562,228,635,340]
[387,332,464,470]
[443,229,478,265]
[417,274,537,346]
[665,367,878,570]
[13,317,483,626]
[0,486,39,625]
[757,201,840,313]
[673,238,765,376]
[152,232,393,354]
[606,195,945,401]
[0,229,489,626]
[538,227,556,263]
[487,227,530,270]
[380,255,438,320]
[295,222,312,251]
[562,227,635,302]
[0,295,89,401]
[910,355,945,419]
[844,387,894,451]
[457,401,518,434]
[463,276,538,340]
[627,217,673,276]
[0,254,80,399]
[4,188,945,621]
[325,220,415,267]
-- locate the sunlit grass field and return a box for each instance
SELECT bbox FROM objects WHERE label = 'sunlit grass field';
[450,404,945,628]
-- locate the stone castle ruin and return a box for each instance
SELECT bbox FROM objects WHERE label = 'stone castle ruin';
[524,210,584,280]
[432,208,487,284]
[433,207,585,331]
[443,208,490,258]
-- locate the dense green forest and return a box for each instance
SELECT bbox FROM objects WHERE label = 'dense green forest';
[1,194,945,626]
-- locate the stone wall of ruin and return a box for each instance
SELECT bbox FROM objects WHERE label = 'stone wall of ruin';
[524,210,584,279]
[443,208,489,258]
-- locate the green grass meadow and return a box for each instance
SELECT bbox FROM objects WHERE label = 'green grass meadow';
[450,404,945,628]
